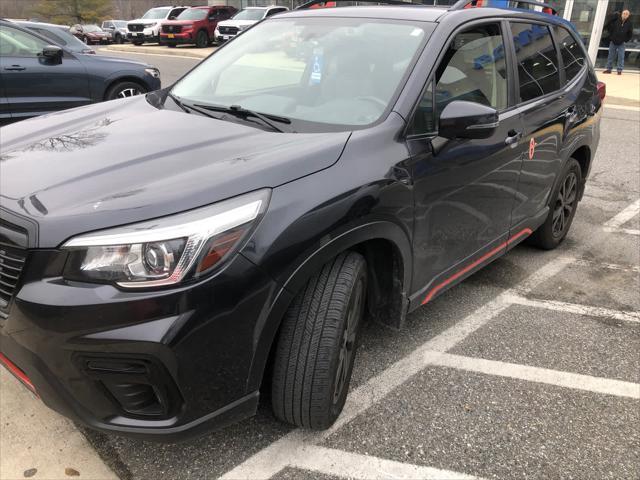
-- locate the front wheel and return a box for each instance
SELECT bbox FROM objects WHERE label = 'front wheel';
[195,30,208,48]
[528,158,582,249]
[271,252,367,429]
[105,81,147,101]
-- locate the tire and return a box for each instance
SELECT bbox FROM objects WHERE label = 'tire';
[82,36,89,44]
[133,42,143,46]
[271,252,367,429]
[105,81,147,101]
[115,34,123,44]
[528,158,582,250]
[195,30,208,48]
[167,44,176,48]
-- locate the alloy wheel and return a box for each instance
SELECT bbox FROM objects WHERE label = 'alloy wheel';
[333,277,365,404]
[117,88,141,98]
[552,171,577,237]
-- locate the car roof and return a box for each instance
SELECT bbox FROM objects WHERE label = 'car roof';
[14,20,68,29]
[281,4,576,30]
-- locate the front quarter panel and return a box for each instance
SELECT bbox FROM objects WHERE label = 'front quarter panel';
[241,113,415,391]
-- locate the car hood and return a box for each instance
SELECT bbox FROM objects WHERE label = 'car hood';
[0,96,351,248]
[217,19,258,28]
[81,53,151,67]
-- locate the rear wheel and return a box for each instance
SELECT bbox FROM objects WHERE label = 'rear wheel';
[195,30,208,48]
[105,81,147,101]
[133,42,143,46]
[115,33,123,44]
[271,252,367,429]
[528,158,582,249]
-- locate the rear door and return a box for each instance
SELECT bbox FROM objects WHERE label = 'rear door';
[406,21,524,299]
[507,20,568,227]
[0,24,91,119]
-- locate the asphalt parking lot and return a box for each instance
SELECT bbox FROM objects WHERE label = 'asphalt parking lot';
[1,50,639,479]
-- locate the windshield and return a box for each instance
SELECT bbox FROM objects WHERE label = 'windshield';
[83,25,101,32]
[142,7,171,20]
[171,18,431,131]
[178,9,208,21]
[29,25,89,52]
[232,9,266,21]
[113,21,127,28]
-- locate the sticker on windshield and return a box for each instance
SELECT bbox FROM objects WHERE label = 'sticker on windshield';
[310,49,323,85]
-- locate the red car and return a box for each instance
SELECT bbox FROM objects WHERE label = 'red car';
[159,5,237,48]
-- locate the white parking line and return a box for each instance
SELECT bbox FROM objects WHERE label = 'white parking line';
[603,199,640,235]
[220,256,574,480]
[504,294,640,324]
[290,445,485,480]
[572,258,640,273]
[430,352,640,399]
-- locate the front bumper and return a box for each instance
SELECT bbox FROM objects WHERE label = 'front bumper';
[127,29,157,42]
[0,249,279,441]
[159,33,194,46]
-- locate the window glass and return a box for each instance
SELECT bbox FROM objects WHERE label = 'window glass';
[32,27,68,45]
[172,18,430,129]
[511,22,560,102]
[0,25,48,57]
[554,26,586,83]
[409,23,507,135]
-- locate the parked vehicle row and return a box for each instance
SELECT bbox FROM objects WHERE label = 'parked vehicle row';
[0,19,161,124]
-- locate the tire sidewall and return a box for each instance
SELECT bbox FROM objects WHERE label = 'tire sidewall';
[325,261,367,422]
[536,158,583,248]
[196,30,208,48]
[106,81,147,101]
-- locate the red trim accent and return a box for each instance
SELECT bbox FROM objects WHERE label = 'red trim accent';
[421,228,533,305]
[0,352,37,395]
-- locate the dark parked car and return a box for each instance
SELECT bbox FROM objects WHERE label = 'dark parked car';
[0,1,602,441]
[16,20,96,54]
[102,20,129,44]
[160,5,237,48]
[0,20,160,123]
[70,24,112,44]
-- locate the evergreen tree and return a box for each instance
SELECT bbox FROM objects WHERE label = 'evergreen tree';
[34,0,114,25]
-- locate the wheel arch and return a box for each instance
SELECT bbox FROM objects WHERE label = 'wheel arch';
[566,144,591,200]
[245,220,413,394]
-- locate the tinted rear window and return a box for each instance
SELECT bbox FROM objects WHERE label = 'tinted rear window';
[510,22,560,102]
[554,25,586,83]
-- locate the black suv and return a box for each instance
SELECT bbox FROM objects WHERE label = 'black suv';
[0,1,603,441]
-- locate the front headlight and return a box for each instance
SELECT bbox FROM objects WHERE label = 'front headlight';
[145,67,160,79]
[144,22,157,28]
[62,189,270,288]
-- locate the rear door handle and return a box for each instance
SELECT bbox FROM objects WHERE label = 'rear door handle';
[505,129,522,146]
[4,65,26,71]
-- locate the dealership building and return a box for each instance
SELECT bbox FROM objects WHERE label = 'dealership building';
[217,0,639,70]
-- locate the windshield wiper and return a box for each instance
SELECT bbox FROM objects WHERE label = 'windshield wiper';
[193,103,294,133]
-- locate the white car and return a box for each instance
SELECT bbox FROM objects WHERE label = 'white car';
[214,6,288,43]
[127,5,188,45]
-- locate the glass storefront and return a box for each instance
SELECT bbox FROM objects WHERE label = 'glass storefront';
[215,0,639,70]
[596,0,640,70]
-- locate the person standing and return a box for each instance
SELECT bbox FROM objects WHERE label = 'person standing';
[603,10,633,75]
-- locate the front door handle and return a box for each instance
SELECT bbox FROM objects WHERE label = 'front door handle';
[505,129,522,146]
[4,65,26,71]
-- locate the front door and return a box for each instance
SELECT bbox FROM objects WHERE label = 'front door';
[406,21,523,302]
[0,24,91,119]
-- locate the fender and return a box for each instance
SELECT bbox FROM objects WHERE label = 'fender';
[244,219,413,393]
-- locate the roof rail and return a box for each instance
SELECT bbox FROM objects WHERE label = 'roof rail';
[296,0,424,10]
[450,0,558,15]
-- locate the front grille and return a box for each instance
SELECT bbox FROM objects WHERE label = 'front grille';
[0,246,26,318]
[128,23,144,32]
[218,26,238,35]
[162,25,182,34]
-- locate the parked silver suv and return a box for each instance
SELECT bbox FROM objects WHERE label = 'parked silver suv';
[214,5,288,43]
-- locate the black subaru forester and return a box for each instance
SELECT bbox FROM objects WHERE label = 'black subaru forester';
[0,0,603,441]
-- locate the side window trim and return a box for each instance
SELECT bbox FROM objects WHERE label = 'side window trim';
[553,24,588,87]
[509,19,565,108]
[406,18,513,140]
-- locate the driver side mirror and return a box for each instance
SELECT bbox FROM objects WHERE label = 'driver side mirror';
[438,100,498,140]
[40,45,63,64]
